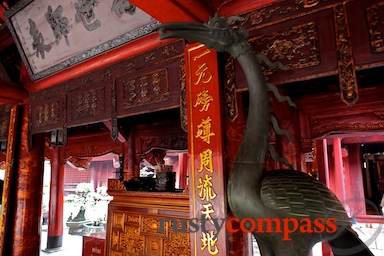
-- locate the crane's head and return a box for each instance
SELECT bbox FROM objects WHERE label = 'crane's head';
[154,13,249,57]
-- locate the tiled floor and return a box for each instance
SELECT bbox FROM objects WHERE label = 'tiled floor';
[40,225,83,256]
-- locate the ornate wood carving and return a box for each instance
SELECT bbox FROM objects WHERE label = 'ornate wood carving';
[240,0,332,29]
[65,144,121,159]
[121,69,168,109]
[67,157,92,169]
[108,179,126,191]
[28,40,184,134]
[179,57,188,132]
[111,80,118,141]
[334,4,359,106]
[139,136,188,155]
[224,54,238,122]
[30,97,64,134]
[68,85,109,126]
[0,105,12,141]
[374,111,384,119]
[249,22,320,72]
[367,1,384,53]
[313,122,384,137]
[107,192,190,256]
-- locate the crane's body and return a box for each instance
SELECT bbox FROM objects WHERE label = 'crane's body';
[155,14,373,256]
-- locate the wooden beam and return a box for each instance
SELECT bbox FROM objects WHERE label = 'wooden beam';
[218,0,280,16]
[0,79,28,104]
[129,0,214,23]
[30,33,174,92]
[103,121,127,143]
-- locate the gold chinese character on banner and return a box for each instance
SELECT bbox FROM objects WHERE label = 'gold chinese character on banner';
[193,49,211,61]
[194,62,212,85]
[201,230,219,255]
[201,202,215,223]
[195,87,213,112]
[197,174,217,200]
[197,149,213,173]
[195,117,215,144]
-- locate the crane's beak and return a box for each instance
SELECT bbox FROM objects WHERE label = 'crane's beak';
[154,22,234,52]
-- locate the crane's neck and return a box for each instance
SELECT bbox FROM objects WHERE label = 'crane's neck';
[227,48,271,217]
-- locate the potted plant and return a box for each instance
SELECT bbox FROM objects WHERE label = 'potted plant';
[64,182,94,234]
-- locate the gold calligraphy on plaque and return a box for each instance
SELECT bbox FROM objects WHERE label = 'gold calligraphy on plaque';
[196,117,215,144]
[201,202,215,224]
[194,63,213,85]
[195,87,213,112]
[197,149,213,173]
[201,230,219,255]
[197,174,217,200]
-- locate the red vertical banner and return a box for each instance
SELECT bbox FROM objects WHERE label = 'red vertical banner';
[186,43,227,255]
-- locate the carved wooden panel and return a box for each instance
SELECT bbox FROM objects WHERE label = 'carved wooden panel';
[348,0,384,68]
[334,3,358,106]
[367,1,384,53]
[107,192,190,256]
[64,132,122,159]
[250,21,320,71]
[133,118,187,166]
[237,8,337,87]
[67,82,112,127]
[29,95,64,134]
[121,68,168,109]
[240,0,334,30]
[116,60,181,117]
[28,40,184,134]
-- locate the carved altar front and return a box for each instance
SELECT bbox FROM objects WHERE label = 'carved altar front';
[106,180,190,256]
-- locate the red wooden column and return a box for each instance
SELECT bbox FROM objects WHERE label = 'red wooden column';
[347,144,366,217]
[315,139,330,187]
[333,138,347,208]
[45,146,65,251]
[315,139,332,256]
[186,43,227,256]
[7,105,45,256]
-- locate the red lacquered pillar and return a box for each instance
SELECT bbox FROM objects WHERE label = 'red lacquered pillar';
[8,105,45,256]
[315,139,332,256]
[333,138,347,207]
[45,146,65,251]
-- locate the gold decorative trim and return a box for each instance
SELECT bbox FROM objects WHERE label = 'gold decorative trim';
[108,179,126,191]
[241,6,281,26]
[313,122,384,137]
[0,105,18,255]
[179,57,187,132]
[224,54,238,122]
[374,111,384,119]
[334,4,359,106]
[249,22,320,72]
[367,2,384,53]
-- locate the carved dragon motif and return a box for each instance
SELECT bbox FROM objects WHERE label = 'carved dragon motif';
[155,14,373,256]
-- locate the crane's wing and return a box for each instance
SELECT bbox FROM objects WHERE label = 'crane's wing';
[261,170,351,226]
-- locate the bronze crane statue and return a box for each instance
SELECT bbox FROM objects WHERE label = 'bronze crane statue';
[155,14,374,256]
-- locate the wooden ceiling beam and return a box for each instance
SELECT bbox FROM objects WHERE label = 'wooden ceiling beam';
[129,0,214,23]
[218,0,280,16]
[0,79,28,104]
